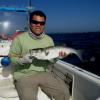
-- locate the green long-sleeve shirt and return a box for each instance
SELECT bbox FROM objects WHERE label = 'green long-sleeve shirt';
[9,32,54,80]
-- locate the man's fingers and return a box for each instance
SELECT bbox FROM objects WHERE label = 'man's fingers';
[59,51,67,57]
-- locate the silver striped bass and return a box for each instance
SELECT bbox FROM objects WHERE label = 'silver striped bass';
[30,46,82,60]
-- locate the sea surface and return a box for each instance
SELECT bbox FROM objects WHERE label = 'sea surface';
[48,32,100,76]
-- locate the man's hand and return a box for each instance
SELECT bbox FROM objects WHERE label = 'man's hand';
[50,51,68,63]
[20,53,33,64]
[58,51,68,59]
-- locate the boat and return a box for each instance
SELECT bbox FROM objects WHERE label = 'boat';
[0,2,100,100]
[0,40,100,100]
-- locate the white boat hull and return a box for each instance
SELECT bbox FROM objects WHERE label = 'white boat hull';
[0,40,100,100]
[0,60,100,100]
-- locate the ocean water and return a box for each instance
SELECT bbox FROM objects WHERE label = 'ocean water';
[48,32,100,76]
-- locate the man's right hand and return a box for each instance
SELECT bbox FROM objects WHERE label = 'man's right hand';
[20,53,33,64]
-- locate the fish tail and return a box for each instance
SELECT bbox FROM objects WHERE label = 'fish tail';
[76,50,83,61]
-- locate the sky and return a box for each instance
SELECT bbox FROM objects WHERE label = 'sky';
[0,0,100,34]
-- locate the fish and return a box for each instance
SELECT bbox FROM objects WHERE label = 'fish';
[29,46,82,60]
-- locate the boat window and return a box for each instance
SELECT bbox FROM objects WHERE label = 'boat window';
[0,11,28,39]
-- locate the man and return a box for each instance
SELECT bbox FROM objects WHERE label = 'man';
[9,10,70,100]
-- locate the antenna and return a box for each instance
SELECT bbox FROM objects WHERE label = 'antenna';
[27,0,33,13]
[29,0,32,7]
[27,0,34,32]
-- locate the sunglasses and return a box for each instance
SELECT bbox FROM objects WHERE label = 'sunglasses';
[31,20,45,25]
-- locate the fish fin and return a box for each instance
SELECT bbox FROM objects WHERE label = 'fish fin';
[45,51,49,56]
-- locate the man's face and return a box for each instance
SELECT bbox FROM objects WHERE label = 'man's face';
[30,15,45,36]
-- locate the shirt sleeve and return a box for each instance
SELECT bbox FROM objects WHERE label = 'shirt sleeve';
[9,37,23,65]
[49,36,55,46]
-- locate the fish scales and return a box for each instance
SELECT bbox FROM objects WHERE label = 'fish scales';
[30,46,82,60]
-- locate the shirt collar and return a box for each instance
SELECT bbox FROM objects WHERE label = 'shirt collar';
[29,30,45,39]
